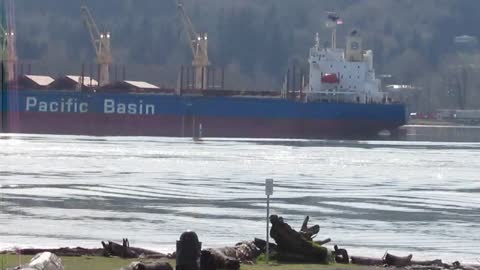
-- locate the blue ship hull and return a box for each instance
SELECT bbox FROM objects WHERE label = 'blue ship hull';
[1,89,406,139]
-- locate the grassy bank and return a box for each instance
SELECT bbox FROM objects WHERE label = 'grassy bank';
[0,254,369,270]
[0,255,138,270]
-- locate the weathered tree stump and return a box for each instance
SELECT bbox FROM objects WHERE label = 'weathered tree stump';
[299,216,320,240]
[269,215,333,263]
[334,245,349,264]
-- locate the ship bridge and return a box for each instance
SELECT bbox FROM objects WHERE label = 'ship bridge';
[306,30,384,104]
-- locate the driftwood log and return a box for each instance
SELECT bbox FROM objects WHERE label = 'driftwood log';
[452,262,480,270]
[269,215,333,263]
[350,256,384,266]
[201,249,240,270]
[411,259,443,266]
[253,238,277,253]
[351,253,412,267]
[352,253,450,268]
[102,239,165,259]
[124,261,173,270]
[200,240,262,270]
[384,253,413,267]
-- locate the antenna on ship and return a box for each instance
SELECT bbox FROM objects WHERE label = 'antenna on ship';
[326,12,342,49]
[315,33,320,49]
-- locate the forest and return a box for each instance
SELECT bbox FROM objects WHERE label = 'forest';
[10,0,480,111]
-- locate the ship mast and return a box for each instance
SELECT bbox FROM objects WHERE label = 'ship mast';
[326,12,341,49]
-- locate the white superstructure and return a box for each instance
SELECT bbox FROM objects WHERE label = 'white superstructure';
[306,29,385,104]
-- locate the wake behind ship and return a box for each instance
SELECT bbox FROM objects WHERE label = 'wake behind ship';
[0,28,406,139]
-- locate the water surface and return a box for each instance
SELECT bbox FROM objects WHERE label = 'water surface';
[0,135,479,262]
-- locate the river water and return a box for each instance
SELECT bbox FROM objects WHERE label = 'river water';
[0,133,479,263]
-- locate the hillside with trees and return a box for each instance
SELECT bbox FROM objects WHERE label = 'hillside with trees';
[11,0,480,111]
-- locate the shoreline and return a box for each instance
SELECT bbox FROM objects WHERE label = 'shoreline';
[1,249,479,270]
[1,244,479,264]
[1,243,479,264]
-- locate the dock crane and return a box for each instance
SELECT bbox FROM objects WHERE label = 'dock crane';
[177,0,209,89]
[80,2,112,86]
[0,0,17,82]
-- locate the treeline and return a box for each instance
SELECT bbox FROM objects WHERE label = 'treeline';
[11,0,480,110]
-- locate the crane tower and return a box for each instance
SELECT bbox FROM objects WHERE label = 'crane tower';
[177,0,209,89]
[0,0,17,82]
[81,3,112,86]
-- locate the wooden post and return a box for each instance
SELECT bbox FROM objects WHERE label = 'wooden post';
[286,68,291,99]
[212,67,216,89]
[206,66,210,89]
[192,116,196,139]
[80,63,85,91]
[97,64,100,86]
[300,68,304,102]
[221,67,225,89]
[292,64,296,94]
[186,67,190,90]
[191,67,194,89]
[1,61,5,133]
[201,66,205,90]
[89,63,94,87]
[180,65,184,94]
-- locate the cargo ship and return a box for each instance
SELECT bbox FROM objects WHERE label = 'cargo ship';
[0,29,406,139]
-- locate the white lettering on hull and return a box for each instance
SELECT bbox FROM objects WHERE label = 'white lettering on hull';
[26,97,89,113]
[104,99,155,115]
[25,96,155,115]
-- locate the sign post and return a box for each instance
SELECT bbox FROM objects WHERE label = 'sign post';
[265,178,274,264]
